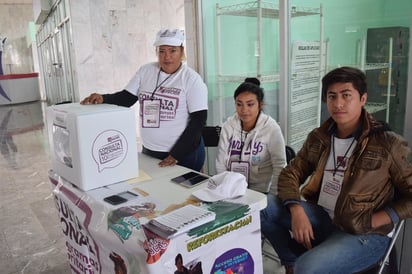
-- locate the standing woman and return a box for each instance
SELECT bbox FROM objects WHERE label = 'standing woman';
[0,35,6,75]
[81,29,208,171]
[215,78,286,194]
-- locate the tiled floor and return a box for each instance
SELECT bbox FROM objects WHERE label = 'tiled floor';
[0,101,284,274]
[0,101,71,274]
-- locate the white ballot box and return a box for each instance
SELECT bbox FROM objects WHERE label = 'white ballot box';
[47,103,139,191]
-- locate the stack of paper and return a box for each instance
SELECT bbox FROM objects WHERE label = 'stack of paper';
[143,204,216,239]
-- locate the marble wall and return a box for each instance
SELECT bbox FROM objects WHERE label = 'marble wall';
[0,4,34,74]
[68,0,186,100]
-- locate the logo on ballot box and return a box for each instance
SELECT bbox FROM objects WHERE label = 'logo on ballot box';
[92,130,128,172]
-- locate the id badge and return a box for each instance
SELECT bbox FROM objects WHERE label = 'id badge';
[318,172,342,211]
[230,161,250,181]
[142,99,161,128]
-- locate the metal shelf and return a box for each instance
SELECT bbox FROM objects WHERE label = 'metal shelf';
[216,0,321,86]
[218,72,280,83]
[327,38,394,123]
[216,1,320,18]
[361,38,393,122]
[365,102,388,114]
[363,63,390,71]
[341,63,390,71]
[215,0,323,125]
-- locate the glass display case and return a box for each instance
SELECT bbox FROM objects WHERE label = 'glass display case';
[365,26,409,134]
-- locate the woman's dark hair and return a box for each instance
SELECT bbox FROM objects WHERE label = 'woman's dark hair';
[234,77,264,102]
[321,66,367,102]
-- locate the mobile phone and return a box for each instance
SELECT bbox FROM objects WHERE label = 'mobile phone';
[180,174,209,188]
[104,195,127,205]
[171,172,209,188]
[171,171,202,183]
[103,191,138,205]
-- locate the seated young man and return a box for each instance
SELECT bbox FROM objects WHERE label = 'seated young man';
[260,66,412,274]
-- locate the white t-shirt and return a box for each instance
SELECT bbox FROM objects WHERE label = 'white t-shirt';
[318,136,357,218]
[124,62,208,152]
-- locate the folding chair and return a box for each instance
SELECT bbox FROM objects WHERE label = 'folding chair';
[357,186,405,274]
[201,126,222,175]
[202,125,221,147]
[376,219,405,274]
[355,219,405,274]
[285,145,296,165]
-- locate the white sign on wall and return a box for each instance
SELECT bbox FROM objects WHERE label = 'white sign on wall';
[288,41,322,152]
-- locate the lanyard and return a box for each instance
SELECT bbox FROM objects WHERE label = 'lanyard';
[239,130,248,162]
[332,136,356,176]
[238,116,260,162]
[150,66,179,99]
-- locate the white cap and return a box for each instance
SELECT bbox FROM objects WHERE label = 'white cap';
[153,29,184,47]
[192,171,247,202]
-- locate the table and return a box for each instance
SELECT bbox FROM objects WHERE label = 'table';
[49,153,267,274]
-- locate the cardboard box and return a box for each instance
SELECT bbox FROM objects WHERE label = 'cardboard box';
[47,103,139,191]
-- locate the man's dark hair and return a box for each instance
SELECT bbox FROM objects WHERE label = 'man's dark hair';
[175,253,183,264]
[321,66,367,102]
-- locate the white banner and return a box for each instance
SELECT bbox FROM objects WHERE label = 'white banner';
[49,172,263,274]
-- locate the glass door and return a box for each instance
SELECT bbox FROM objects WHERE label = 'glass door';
[36,0,77,105]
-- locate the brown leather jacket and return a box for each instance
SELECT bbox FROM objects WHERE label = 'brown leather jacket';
[277,109,412,235]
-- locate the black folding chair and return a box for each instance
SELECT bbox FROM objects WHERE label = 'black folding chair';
[285,145,296,165]
[202,126,222,147]
[357,219,405,274]
[201,126,222,175]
